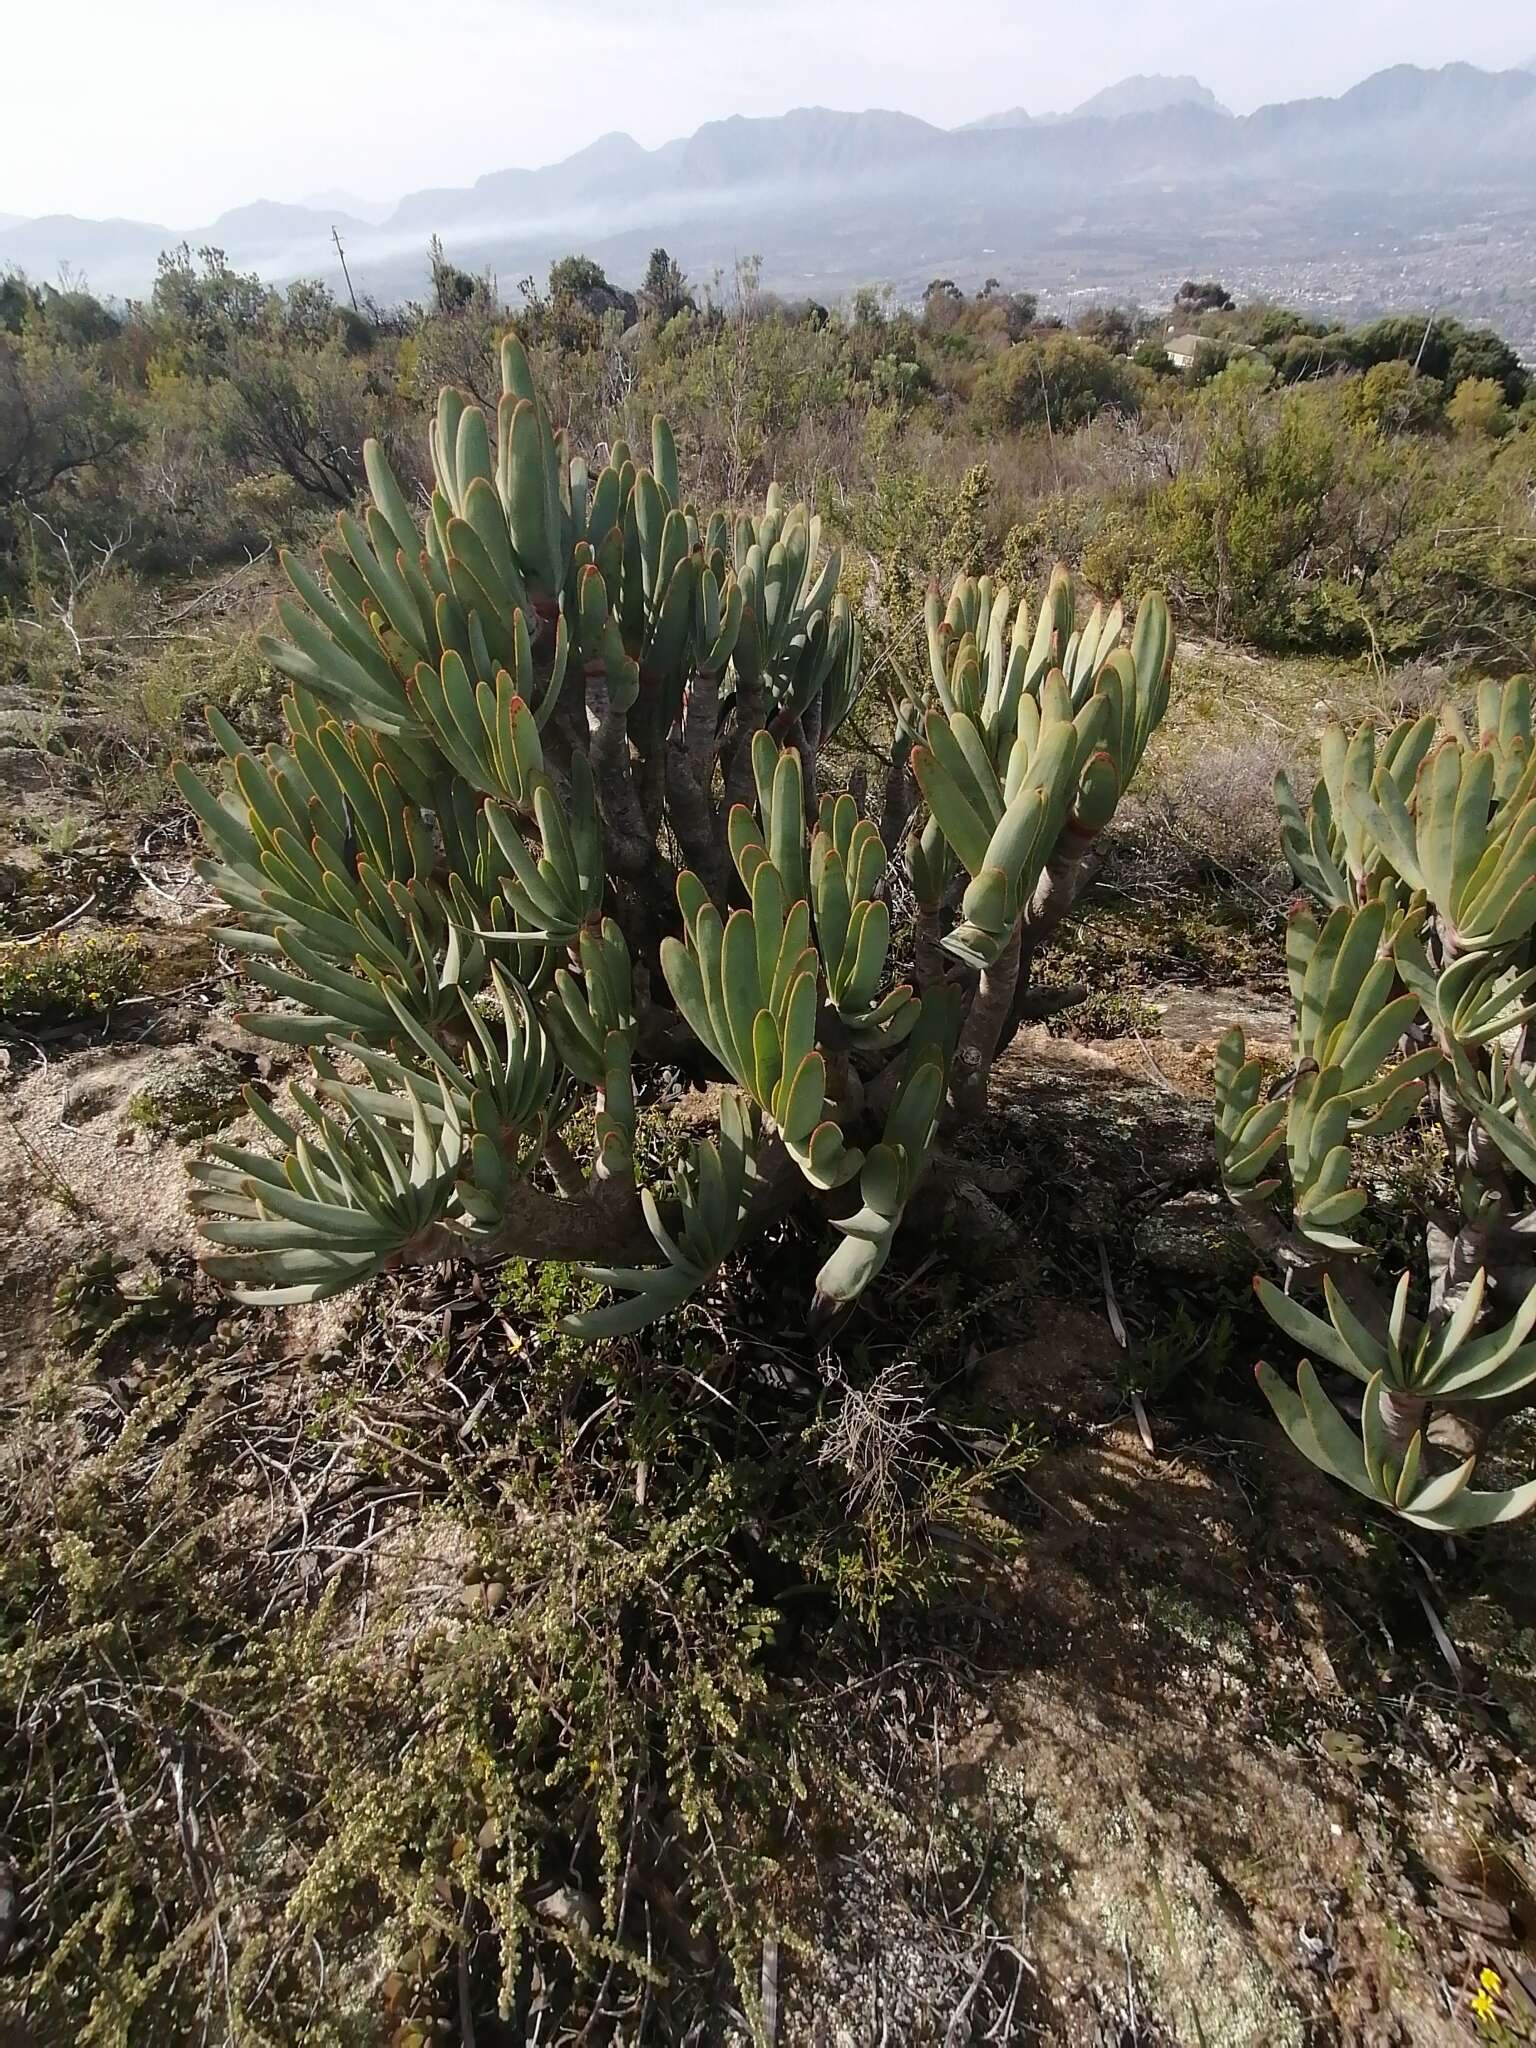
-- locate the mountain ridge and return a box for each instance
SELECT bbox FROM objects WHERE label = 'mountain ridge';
[1069,73,1230,120]
[2,61,1534,336]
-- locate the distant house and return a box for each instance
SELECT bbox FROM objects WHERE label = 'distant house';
[1164,332,1205,371]
[1164,330,1258,374]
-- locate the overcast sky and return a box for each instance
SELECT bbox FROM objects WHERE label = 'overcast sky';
[4,0,1532,224]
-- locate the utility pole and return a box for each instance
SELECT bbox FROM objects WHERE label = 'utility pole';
[332,225,359,314]
[1412,307,1437,375]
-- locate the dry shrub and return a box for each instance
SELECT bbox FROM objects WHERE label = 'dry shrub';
[1128,739,1291,895]
[1382,654,1451,722]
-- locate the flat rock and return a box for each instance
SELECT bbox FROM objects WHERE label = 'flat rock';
[1135,1187,1253,1277]
[1151,983,1292,1051]
[991,1034,1215,1232]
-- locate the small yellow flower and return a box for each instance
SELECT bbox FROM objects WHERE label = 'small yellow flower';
[1480,1968,1503,1995]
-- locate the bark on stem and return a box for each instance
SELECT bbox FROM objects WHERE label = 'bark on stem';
[950,923,1023,1118]
[1376,1387,1428,1459]
[878,733,915,856]
[913,905,947,994]
[664,669,732,901]
[414,1172,654,1267]
[586,673,657,883]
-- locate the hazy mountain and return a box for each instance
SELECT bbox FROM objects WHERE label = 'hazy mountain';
[0,213,24,233]
[206,201,370,247]
[961,107,1032,131]
[0,213,173,290]
[0,201,371,299]
[199,201,373,279]
[3,62,1535,350]
[960,72,1227,129]
[390,130,659,235]
[386,113,940,239]
[1068,73,1230,120]
[302,188,393,226]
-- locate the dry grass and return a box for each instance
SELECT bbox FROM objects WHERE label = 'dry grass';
[1148,637,1417,784]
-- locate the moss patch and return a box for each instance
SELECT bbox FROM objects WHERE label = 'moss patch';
[124,1049,247,1140]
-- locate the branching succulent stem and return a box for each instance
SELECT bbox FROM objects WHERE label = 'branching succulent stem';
[952,924,1023,1118]
[180,339,1173,1333]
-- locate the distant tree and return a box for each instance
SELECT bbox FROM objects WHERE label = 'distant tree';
[1201,352,1276,398]
[1342,315,1527,405]
[640,248,692,323]
[334,304,378,355]
[1133,338,1174,374]
[1174,279,1234,316]
[1344,358,1444,437]
[921,279,1038,350]
[970,334,1139,435]
[988,288,1038,343]
[1344,315,1434,375]
[150,245,269,354]
[1126,383,1341,643]
[1231,303,1327,350]
[38,285,119,349]
[221,339,374,504]
[920,278,966,337]
[547,255,637,329]
[548,254,609,301]
[524,256,634,357]
[550,256,615,313]
[1268,331,1354,384]
[976,277,1038,327]
[1446,375,1513,439]
[1187,339,1235,385]
[281,278,342,350]
[845,288,923,404]
[427,235,478,316]
[0,273,38,335]
[0,330,139,531]
[1075,304,1138,355]
[1446,330,1528,407]
[408,269,506,409]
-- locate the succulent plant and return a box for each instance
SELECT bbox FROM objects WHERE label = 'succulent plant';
[905,570,1171,970]
[180,338,1172,1333]
[1216,672,1536,1528]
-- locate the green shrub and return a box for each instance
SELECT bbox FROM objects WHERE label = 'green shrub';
[969,332,1140,436]
[1044,985,1162,1041]
[1105,380,1341,645]
[1082,378,1536,658]
[1343,359,1444,436]
[0,1240,1035,2043]
[1445,374,1513,439]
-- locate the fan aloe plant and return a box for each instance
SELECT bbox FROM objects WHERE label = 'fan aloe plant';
[180,335,1174,1334]
[1216,676,1536,1529]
